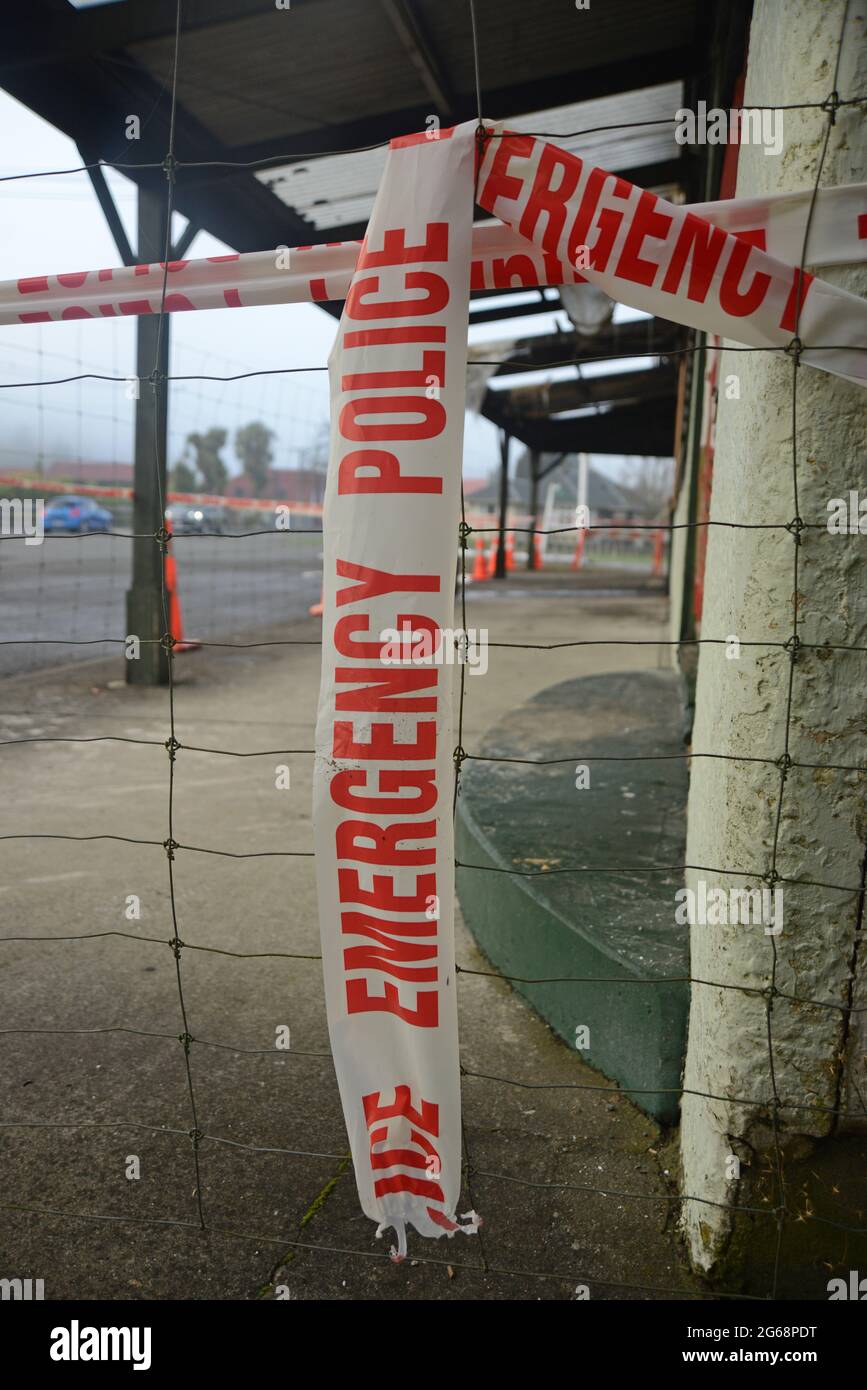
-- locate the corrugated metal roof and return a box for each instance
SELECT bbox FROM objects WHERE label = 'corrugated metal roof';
[5,0,713,294]
[123,0,698,151]
[258,81,682,232]
[129,3,424,146]
[418,0,697,94]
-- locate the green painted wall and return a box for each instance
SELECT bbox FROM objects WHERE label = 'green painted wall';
[456,670,690,1125]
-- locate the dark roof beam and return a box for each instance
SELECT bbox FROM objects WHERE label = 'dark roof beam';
[491,366,677,418]
[482,395,676,455]
[221,47,693,164]
[78,147,136,267]
[3,1,317,71]
[379,0,457,121]
[172,220,203,259]
[471,320,686,374]
[2,47,320,256]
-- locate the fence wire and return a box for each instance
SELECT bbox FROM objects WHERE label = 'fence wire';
[0,0,865,1301]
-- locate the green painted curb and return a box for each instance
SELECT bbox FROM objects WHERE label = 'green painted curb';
[456,670,689,1124]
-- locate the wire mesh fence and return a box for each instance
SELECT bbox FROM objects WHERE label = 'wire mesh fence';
[0,0,865,1301]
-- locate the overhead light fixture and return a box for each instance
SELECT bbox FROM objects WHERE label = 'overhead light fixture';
[559,282,616,335]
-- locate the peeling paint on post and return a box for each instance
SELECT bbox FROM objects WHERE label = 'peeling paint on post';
[680,0,867,1279]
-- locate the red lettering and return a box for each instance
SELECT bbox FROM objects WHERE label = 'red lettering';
[331,768,437,814]
[339,395,445,442]
[615,191,673,288]
[343,326,445,349]
[363,1086,438,1133]
[369,1129,436,1170]
[163,293,196,312]
[334,614,384,660]
[335,558,439,607]
[345,271,448,320]
[372,1172,443,1198]
[358,224,448,269]
[589,179,632,273]
[334,666,437,712]
[342,909,436,941]
[17,276,49,295]
[341,349,445,393]
[347,976,437,1026]
[342,920,437,980]
[519,145,582,251]
[719,240,771,318]
[332,720,436,761]
[660,212,728,303]
[335,820,436,865]
[731,228,767,250]
[338,867,437,912]
[338,448,442,495]
[565,166,609,267]
[478,133,533,213]
[491,255,538,287]
[333,611,439,662]
[779,266,815,332]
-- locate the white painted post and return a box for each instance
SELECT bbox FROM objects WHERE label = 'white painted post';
[540,475,557,563]
[680,0,867,1277]
[577,450,589,520]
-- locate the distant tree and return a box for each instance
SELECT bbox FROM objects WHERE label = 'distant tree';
[621,456,674,520]
[171,459,199,493]
[297,420,331,474]
[186,428,228,495]
[235,421,274,497]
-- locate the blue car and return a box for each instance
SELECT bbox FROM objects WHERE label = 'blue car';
[44,496,113,533]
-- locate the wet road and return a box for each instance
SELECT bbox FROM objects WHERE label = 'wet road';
[0,530,324,678]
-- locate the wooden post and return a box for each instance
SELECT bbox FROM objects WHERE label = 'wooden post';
[125,184,170,686]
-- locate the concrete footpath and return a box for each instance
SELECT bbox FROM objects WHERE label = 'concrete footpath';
[0,576,700,1300]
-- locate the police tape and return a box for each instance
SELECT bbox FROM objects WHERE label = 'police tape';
[314,119,866,1255]
[313,122,479,1261]
[1,177,864,352]
[474,124,867,385]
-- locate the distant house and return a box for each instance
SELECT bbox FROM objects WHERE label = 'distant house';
[225,467,326,505]
[48,461,133,486]
[469,451,632,521]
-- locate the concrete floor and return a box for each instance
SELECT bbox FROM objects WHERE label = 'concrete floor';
[0,576,701,1300]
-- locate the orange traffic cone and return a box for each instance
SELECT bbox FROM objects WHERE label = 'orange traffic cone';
[486,537,497,577]
[471,535,487,581]
[505,531,515,571]
[164,520,199,653]
[533,533,544,569]
[310,586,324,616]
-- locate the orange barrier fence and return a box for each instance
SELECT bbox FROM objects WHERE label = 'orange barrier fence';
[0,474,324,519]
